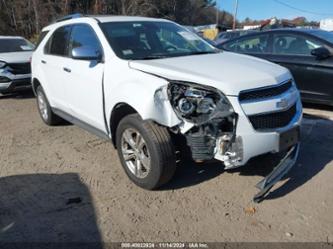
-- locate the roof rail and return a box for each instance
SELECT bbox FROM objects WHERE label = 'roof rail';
[55,13,84,23]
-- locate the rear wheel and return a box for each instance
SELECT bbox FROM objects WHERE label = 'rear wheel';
[116,114,176,190]
[36,85,62,125]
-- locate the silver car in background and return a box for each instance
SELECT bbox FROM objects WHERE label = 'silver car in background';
[0,36,34,94]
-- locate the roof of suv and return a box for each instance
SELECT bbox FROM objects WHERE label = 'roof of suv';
[92,15,171,23]
[43,15,171,31]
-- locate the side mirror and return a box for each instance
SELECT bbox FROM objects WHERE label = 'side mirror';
[311,47,331,60]
[72,46,102,61]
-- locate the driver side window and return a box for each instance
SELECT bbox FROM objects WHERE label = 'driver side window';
[273,33,323,55]
[69,24,102,55]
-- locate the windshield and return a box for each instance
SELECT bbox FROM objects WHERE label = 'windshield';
[309,30,333,44]
[0,38,35,53]
[100,21,217,60]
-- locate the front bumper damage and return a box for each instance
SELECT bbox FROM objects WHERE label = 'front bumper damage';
[178,96,302,202]
[253,143,300,203]
[182,121,300,202]
[154,79,302,202]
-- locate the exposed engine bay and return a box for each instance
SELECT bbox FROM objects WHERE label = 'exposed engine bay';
[168,81,242,167]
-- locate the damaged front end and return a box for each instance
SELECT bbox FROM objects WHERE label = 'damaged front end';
[155,81,300,203]
[167,81,242,167]
[254,143,300,203]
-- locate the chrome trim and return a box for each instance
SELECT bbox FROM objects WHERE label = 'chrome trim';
[239,79,293,104]
[238,78,302,133]
[240,86,299,116]
[300,89,329,96]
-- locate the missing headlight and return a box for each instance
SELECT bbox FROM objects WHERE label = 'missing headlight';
[168,81,238,162]
[168,81,234,125]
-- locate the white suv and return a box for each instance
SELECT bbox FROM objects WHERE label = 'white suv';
[32,15,302,202]
[0,36,35,94]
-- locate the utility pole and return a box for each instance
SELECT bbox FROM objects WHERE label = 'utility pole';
[233,0,239,30]
[216,1,219,25]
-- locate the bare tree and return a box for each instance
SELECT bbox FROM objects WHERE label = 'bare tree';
[0,0,234,38]
[31,0,40,32]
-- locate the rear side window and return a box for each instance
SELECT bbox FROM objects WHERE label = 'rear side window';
[46,26,72,56]
[272,33,324,55]
[69,24,102,54]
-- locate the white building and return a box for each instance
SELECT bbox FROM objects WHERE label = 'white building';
[320,18,333,31]
[243,25,261,30]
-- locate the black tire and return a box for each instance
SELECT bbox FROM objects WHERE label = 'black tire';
[36,85,62,125]
[116,114,176,190]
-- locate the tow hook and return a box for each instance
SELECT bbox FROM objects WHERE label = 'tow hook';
[253,143,300,203]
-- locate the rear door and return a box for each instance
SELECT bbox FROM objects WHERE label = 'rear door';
[64,24,106,132]
[42,25,72,111]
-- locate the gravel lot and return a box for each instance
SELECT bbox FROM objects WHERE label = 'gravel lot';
[0,91,333,243]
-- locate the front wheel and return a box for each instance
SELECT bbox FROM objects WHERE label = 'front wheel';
[116,114,176,190]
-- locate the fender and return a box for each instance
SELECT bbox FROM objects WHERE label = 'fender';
[103,67,181,130]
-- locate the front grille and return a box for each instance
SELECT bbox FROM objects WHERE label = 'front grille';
[8,63,31,75]
[249,104,297,130]
[239,80,292,102]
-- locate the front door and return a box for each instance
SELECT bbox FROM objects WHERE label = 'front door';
[266,32,333,104]
[64,24,106,132]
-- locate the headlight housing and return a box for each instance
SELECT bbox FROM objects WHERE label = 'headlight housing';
[168,81,234,125]
[0,61,7,69]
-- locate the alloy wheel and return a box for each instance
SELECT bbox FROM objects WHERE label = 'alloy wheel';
[121,128,151,179]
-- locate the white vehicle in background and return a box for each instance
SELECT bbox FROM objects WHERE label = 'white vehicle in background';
[32,15,302,202]
[0,36,35,94]
[320,18,333,32]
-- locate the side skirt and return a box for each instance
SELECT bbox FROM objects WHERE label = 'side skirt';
[52,108,111,141]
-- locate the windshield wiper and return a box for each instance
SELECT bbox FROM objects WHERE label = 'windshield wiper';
[185,51,220,56]
[135,51,219,60]
[137,55,169,60]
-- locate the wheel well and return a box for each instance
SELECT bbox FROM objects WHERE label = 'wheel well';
[110,103,138,147]
[32,78,41,96]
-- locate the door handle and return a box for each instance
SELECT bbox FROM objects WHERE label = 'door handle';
[41,60,47,64]
[63,67,71,73]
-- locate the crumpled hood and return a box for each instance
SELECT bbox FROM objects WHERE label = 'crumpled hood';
[0,51,33,63]
[129,52,291,96]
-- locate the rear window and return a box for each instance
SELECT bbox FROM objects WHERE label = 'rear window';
[0,38,35,53]
[46,26,72,56]
[35,31,49,49]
